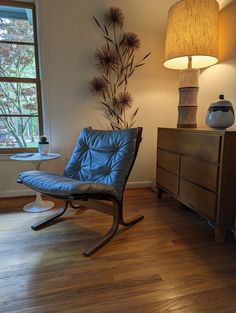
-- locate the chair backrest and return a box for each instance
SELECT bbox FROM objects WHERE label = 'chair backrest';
[64,127,142,197]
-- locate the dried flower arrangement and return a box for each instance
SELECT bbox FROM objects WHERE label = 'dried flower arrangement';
[89,7,151,129]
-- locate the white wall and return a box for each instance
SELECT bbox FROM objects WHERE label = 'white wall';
[198,1,236,127]
[0,0,235,197]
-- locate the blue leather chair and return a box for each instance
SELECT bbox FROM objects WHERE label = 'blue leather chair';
[18,127,144,256]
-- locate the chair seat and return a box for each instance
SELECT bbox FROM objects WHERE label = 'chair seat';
[19,171,119,199]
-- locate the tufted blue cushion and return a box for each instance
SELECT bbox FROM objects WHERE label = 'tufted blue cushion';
[64,128,139,197]
[18,128,139,201]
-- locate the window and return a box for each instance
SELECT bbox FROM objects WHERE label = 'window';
[0,1,42,153]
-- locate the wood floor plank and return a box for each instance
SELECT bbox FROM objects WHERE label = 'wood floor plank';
[0,189,236,313]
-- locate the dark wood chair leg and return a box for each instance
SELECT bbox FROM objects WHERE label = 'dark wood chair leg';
[118,202,144,227]
[83,208,120,257]
[119,215,144,227]
[68,201,82,209]
[31,201,69,230]
[31,198,143,257]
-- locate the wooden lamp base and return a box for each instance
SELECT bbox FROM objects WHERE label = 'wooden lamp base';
[177,68,199,128]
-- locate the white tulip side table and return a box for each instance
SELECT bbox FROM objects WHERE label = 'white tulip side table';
[10,152,61,213]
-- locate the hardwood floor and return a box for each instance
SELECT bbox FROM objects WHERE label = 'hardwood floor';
[0,189,236,313]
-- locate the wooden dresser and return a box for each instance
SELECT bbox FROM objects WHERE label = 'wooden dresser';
[156,127,236,243]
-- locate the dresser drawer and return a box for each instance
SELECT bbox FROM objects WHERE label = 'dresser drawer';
[157,149,180,175]
[180,156,218,192]
[179,179,216,220]
[158,129,221,163]
[157,167,178,196]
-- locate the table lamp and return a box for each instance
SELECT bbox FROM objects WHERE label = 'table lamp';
[164,0,219,128]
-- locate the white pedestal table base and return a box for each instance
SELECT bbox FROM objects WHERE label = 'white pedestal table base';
[10,153,61,213]
[23,192,55,213]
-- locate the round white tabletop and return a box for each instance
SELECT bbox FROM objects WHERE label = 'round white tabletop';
[11,152,61,166]
[10,152,61,213]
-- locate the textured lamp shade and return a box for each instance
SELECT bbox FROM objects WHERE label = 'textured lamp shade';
[163,0,219,128]
[164,0,219,70]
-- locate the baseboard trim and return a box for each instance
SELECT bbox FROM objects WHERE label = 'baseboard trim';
[126,181,153,189]
[0,181,154,198]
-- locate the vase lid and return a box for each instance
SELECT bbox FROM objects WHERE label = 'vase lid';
[211,94,232,107]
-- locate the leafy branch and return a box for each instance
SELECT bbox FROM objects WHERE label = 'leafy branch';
[89,7,150,129]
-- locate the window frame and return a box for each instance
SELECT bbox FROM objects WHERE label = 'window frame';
[0,0,43,154]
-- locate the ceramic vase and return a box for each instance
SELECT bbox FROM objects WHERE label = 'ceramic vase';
[205,95,235,130]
